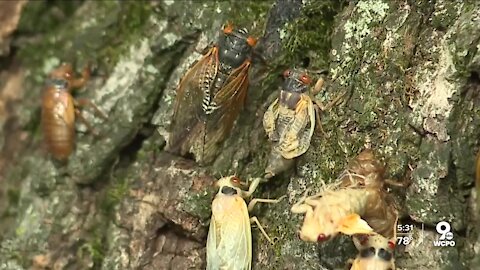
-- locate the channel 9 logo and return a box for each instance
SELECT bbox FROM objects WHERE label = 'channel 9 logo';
[433,221,455,247]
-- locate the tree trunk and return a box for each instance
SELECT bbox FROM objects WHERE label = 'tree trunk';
[0,0,479,269]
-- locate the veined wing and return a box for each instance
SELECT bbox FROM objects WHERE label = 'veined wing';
[263,98,280,141]
[204,60,251,145]
[206,196,252,270]
[278,95,315,159]
[168,46,219,154]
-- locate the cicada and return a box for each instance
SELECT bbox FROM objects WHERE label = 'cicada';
[167,23,257,165]
[206,176,283,270]
[291,149,401,242]
[291,183,376,242]
[263,68,332,178]
[41,63,106,161]
[349,233,396,270]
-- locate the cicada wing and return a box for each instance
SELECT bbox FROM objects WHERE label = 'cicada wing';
[168,47,218,155]
[207,196,252,270]
[278,95,315,159]
[201,61,251,158]
[206,217,220,270]
[263,98,280,140]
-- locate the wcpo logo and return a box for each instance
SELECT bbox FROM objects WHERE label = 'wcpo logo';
[433,221,455,247]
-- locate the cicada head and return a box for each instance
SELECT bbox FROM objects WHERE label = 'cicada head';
[215,175,243,196]
[282,68,312,94]
[352,234,396,270]
[298,221,334,243]
[217,23,256,69]
[299,211,374,243]
[47,63,75,90]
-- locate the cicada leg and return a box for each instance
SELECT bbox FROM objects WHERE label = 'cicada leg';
[291,189,313,214]
[75,109,100,137]
[241,177,262,198]
[247,195,285,245]
[70,65,91,89]
[310,77,345,136]
[247,195,286,212]
[310,75,346,111]
[291,189,310,206]
[250,216,274,244]
[384,178,411,188]
[74,98,108,120]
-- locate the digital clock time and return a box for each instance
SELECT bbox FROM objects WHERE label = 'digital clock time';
[397,224,414,232]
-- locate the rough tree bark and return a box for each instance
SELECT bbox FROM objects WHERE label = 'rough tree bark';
[0,0,479,269]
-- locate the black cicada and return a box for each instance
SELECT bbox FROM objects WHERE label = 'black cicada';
[167,23,257,165]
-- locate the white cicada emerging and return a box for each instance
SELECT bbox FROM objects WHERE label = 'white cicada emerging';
[206,176,284,270]
[291,149,403,243]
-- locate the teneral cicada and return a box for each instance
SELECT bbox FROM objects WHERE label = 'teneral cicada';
[349,233,396,270]
[291,149,401,242]
[206,176,283,270]
[263,68,326,178]
[167,23,257,165]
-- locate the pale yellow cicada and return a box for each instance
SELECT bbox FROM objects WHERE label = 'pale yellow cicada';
[206,176,283,270]
[349,233,396,270]
[291,149,404,243]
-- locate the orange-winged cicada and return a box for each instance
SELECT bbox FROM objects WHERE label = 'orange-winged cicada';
[167,23,257,165]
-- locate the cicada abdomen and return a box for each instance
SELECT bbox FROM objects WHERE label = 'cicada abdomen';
[263,68,316,178]
[168,23,257,165]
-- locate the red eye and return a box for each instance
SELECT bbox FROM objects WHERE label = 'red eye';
[300,74,311,85]
[223,23,233,34]
[387,241,395,250]
[247,36,257,47]
[231,176,241,184]
[283,69,291,78]
[317,234,330,242]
